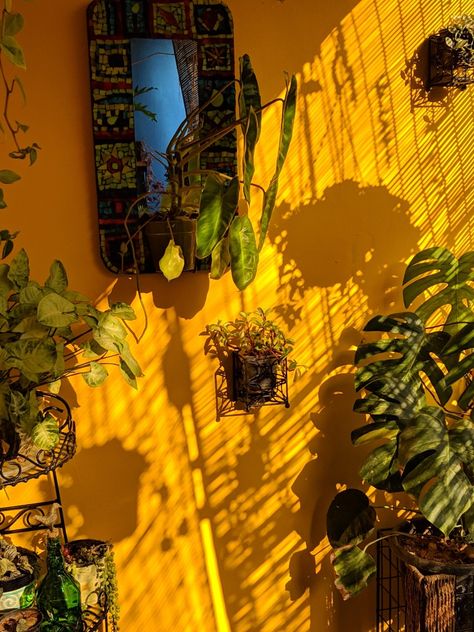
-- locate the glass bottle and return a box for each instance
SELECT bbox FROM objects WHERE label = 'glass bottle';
[37,537,83,632]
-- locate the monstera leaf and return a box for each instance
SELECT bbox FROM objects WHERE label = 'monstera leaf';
[439,325,474,410]
[399,406,474,536]
[354,312,451,416]
[403,247,474,326]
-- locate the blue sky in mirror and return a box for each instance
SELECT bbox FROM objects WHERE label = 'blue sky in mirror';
[131,39,186,191]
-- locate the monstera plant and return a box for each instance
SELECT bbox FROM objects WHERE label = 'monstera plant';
[0,249,142,461]
[327,247,474,599]
[124,54,297,290]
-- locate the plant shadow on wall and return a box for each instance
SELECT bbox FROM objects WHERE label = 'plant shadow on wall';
[39,439,147,543]
[287,329,378,630]
[269,180,419,325]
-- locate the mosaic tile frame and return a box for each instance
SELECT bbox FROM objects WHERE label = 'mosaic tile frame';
[87,0,236,273]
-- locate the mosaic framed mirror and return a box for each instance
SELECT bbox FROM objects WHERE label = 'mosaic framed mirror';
[87,0,236,273]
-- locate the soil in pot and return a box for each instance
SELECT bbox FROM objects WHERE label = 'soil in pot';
[144,217,196,273]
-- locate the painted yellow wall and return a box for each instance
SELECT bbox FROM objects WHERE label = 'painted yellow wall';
[3,0,473,630]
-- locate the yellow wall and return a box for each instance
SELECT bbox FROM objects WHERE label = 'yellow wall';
[3,0,474,630]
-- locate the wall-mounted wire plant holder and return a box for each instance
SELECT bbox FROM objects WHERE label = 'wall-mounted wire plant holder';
[214,353,289,418]
[0,392,76,488]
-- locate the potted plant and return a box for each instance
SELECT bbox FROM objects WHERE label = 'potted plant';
[0,538,38,613]
[123,54,297,290]
[204,308,303,410]
[0,248,142,472]
[0,608,42,631]
[427,14,474,88]
[63,539,119,632]
[326,246,474,630]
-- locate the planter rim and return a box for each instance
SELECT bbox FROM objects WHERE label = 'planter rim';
[0,548,38,593]
[390,521,474,577]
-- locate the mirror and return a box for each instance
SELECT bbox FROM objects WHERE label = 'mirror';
[87,0,236,273]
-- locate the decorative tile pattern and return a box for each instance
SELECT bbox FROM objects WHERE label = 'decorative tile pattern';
[152,2,187,35]
[201,42,232,72]
[96,142,137,191]
[194,4,232,36]
[90,40,132,85]
[93,90,135,133]
[124,0,147,33]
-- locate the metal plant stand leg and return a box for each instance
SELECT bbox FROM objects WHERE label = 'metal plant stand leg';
[0,470,110,631]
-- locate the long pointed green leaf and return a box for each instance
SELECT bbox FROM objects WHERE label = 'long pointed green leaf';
[239,54,262,131]
[210,236,230,279]
[243,107,259,203]
[229,215,258,290]
[258,75,297,251]
[196,175,239,259]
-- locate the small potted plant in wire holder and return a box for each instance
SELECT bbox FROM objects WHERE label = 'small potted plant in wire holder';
[204,308,304,411]
[427,14,474,89]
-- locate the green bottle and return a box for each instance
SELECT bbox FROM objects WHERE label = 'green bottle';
[37,537,83,632]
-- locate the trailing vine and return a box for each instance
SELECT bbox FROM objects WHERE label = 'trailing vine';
[0,0,40,255]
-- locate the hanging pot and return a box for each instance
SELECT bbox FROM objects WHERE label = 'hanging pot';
[144,217,196,273]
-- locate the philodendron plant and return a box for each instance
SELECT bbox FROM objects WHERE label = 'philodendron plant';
[0,249,142,460]
[326,247,474,598]
[127,55,297,290]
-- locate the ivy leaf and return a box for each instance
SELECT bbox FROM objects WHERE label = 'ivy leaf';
[0,170,20,184]
[37,294,77,328]
[4,13,24,37]
[82,361,109,387]
[7,248,29,289]
[0,35,26,69]
[31,414,59,450]
[45,260,68,293]
[0,189,6,210]
[109,302,136,321]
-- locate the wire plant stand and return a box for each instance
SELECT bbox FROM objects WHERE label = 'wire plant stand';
[0,391,76,488]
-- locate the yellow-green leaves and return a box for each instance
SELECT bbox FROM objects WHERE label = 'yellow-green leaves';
[31,414,59,450]
[83,361,109,388]
[159,239,185,281]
